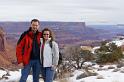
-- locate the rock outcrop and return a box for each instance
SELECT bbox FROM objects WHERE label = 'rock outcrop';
[0,27,16,69]
[0,27,6,51]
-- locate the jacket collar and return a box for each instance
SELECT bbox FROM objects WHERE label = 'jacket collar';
[40,38,51,43]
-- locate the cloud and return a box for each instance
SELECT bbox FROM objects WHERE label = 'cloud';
[0,0,123,24]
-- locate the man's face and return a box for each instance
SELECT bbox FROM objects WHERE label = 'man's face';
[31,21,39,33]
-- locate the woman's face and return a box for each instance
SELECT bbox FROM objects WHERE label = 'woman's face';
[43,31,50,41]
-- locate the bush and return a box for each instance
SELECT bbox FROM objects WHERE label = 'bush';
[80,50,95,61]
[95,42,123,63]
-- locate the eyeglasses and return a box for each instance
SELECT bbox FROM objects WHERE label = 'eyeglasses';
[43,34,49,35]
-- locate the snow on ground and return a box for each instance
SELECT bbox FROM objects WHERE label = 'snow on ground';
[80,70,124,82]
[1,64,124,82]
[0,69,58,82]
[91,46,100,54]
[91,39,124,54]
[68,65,124,82]
[111,39,124,46]
[0,70,6,78]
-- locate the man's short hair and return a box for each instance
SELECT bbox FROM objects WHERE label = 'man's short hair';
[31,19,40,24]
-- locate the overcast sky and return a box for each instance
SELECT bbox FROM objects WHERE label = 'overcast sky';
[0,0,123,24]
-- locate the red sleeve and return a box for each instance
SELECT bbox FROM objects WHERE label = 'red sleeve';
[16,36,26,64]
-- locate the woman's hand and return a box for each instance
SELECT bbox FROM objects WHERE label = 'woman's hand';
[51,65,57,70]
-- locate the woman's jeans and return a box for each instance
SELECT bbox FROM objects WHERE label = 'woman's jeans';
[41,66,55,82]
[19,60,41,82]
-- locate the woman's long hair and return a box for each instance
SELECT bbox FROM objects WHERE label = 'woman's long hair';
[41,28,54,43]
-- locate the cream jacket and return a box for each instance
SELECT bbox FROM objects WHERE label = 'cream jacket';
[40,38,59,67]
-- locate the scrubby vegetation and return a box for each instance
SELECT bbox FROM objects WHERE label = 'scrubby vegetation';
[95,41,123,63]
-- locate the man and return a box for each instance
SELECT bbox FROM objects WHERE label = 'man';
[16,19,42,82]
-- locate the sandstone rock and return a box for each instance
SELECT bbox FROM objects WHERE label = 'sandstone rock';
[108,66,115,69]
[117,62,124,68]
[112,68,120,72]
[97,75,104,79]
[0,27,6,51]
[76,69,97,80]
[120,67,124,73]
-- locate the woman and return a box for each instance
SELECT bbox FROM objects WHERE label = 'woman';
[40,28,59,82]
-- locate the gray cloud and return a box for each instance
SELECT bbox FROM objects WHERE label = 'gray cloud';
[0,0,123,24]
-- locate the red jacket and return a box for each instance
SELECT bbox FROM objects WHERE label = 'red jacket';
[16,29,42,66]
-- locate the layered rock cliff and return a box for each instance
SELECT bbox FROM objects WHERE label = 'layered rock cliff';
[0,27,16,69]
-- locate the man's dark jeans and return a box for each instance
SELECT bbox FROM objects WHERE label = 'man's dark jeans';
[19,60,40,82]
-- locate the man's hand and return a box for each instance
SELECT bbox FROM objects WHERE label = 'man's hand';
[18,63,24,68]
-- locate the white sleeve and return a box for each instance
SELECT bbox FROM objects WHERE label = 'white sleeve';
[52,41,59,65]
